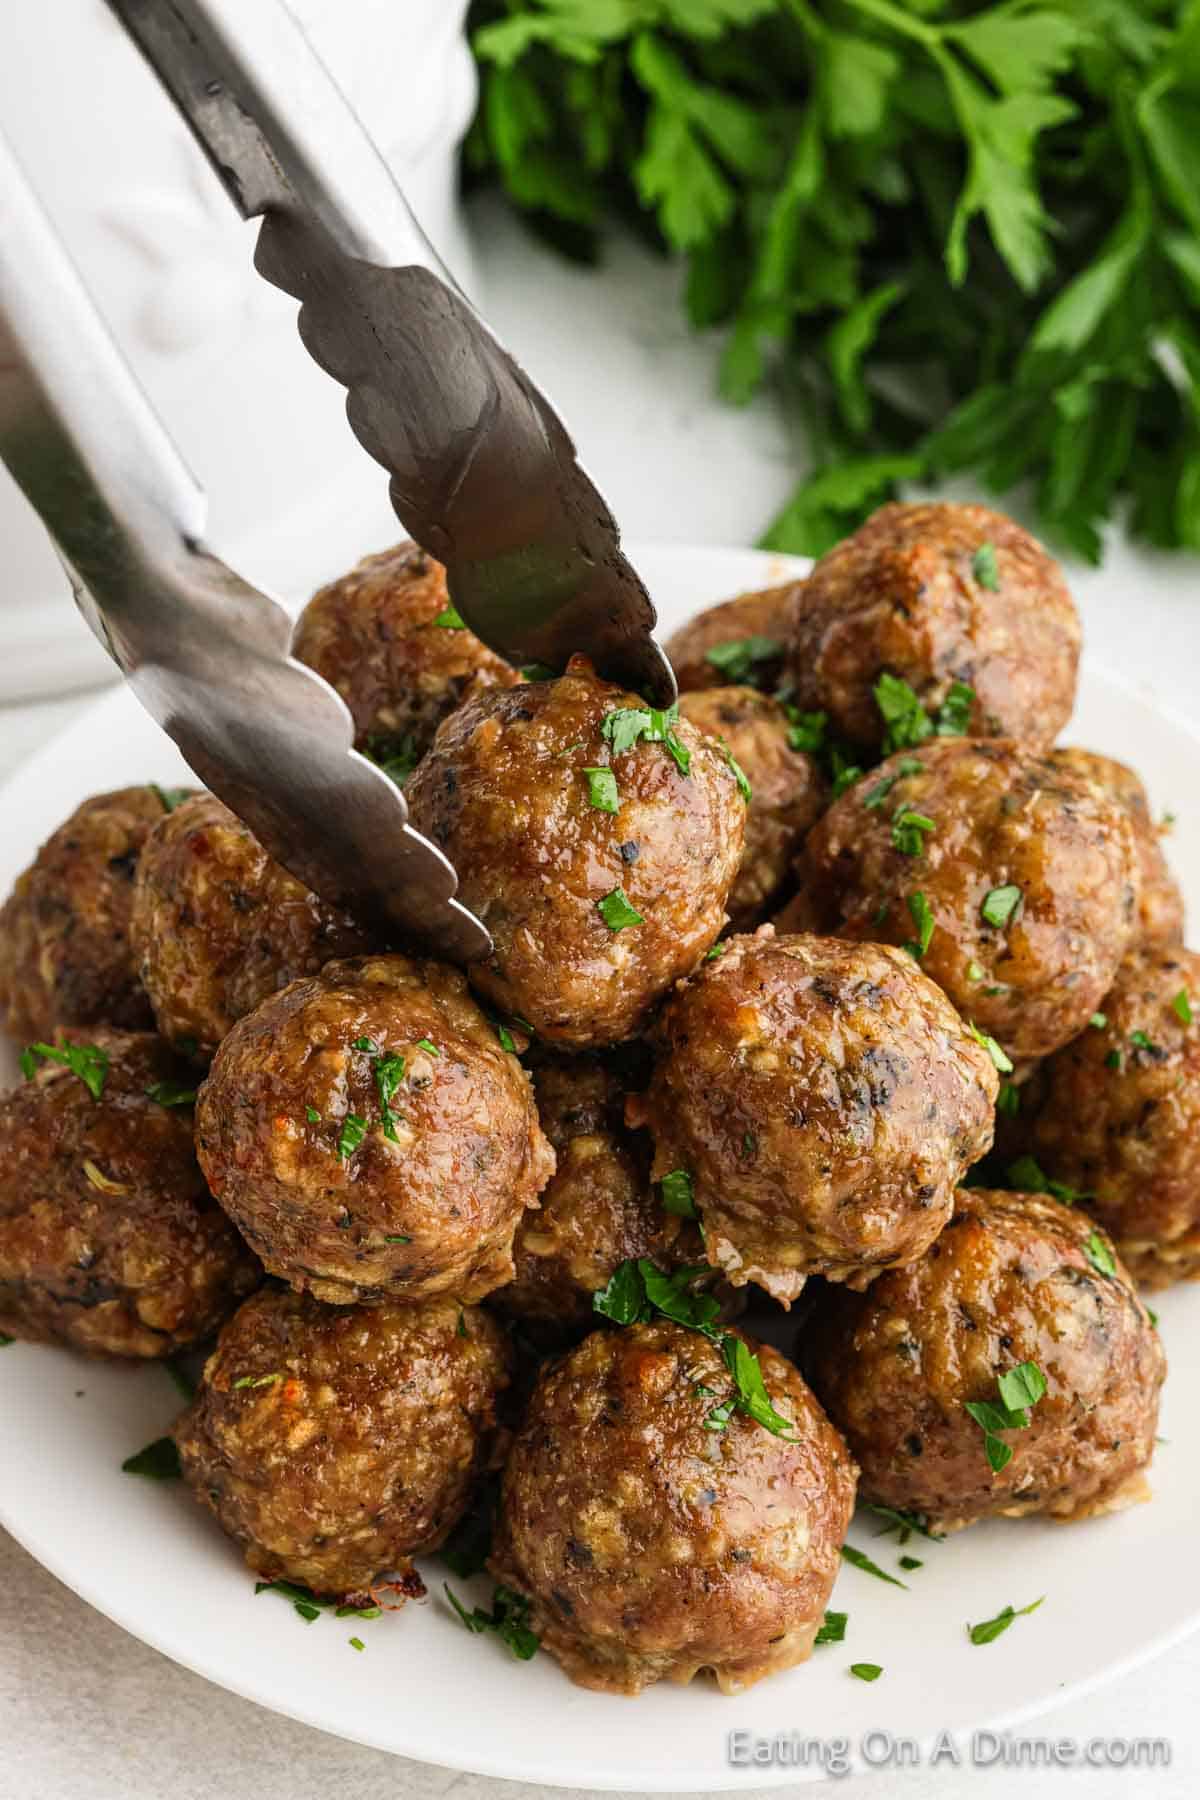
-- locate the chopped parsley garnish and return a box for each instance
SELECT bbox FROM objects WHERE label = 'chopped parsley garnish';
[1172,989,1193,1025]
[1085,1231,1118,1278]
[1130,1029,1158,1054]
[600,702,690,775]
[967,961,985,983]
[964,1362,1047,1472]
[830,752,864,798]
[597,886,643,932]
[145,1080,197,1109]
[891,809,936,857]
[233,1372,281,1390]
[840,1544,908,1589]
[519,662,558,681]
[850,1663,883,1682]
[972,542,1000,590]
[1090,1012,1108,1030]
[433,603,467,629]
[874,673,933,755]
[899,1556,924,1572]
[704,941,728,961]
[416,1038,440,1056]
[905,892,935,959]
[494,1019,517,1053]
[814,1610,847,1645]
[786,709,828,754]
[996,1082,1020,1118]
[935,681,975,736]
[966,1022,1013,1074]
[868,1505,945,1544]
[444,1583,539,1661]
[122,1437,181,1480]
[305,1105,321,1123]
[864,757,924,812]
[582,766,620,813]
[1004,1153,1087,1205]
[151,784,191,813]
[383,1234,411,1244]
[721,744,752,803]
[349,1636,365,1652]
[1106,1048,1123,1070]
[981,884,1022,929]
[256,1579,333,1625]
[0,1333,14,1348]
[352,1036,380,1054]
[968,1596,1044,1646]
[660,1169,696,1218]
[20,1040,109,1101]
[703,636,783,686]
[374,1054,407,1141]
[593,1258,794,1438]
[337,1114,368,1160]
[365,732,421,788]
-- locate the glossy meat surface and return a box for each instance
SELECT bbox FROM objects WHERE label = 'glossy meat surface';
[489,1321,856,1693]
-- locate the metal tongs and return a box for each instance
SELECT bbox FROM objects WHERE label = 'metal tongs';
[0,0,674,963]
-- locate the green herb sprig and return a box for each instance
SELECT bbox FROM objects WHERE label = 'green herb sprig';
[469,2,1200,562]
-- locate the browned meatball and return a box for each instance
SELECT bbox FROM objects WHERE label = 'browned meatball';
[630,932,998,1303]
[132,792,374,1059]
[292,540,519,768]
[665,582,803,695]
[406,658,745,1048]
[176,1287,511,1601]
[491,1054,696,1340]
[804,1188,1164,1532]
[0,785,181,1043]
[806,739,1140,1062]
[0,1030,258,1356]
[488,1321,856,1694]
[1026,948,1200,1287]
[787,503,1081,752]
[677,686,828,928]
[195,954,554,1307]
[1055,749,1184,953]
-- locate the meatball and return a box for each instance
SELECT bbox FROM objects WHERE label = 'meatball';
[806,738,1140,1062]
[131,792,374,1059]
[491,1054,696,1340]
[292,539,519,767]
[804,1188,1164,1532]
[665,582,803,695]
[195,954,554,1307]
[0,1030,257,1356]
[786,502,1081,752]
[488,1320,856,1694]
[176,1287,511,1600]
[677,686,828,928]
[0,785,179,1043]
[630,932,998,1303]
[406,658,745,1048]
[1054,749,1184,953]
[1026,948,1200,1287]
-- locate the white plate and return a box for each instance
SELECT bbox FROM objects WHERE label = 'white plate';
[1,543,1198,1789]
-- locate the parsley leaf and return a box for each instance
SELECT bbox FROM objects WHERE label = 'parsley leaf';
[433,604,467,629]
[582,766,620,812]
[703,635,782,684]
[968,1596,1045,1646]
[874,673,933,754]
[906,891,935,959]
[21,1040,109,1102]
[660,1169,697,1217]
[597,886,643,931]
[981,884,1022,928]
[814,1610,847,1645]
[444,1583,540,1661]
[337,1114,368,1160]
[470,2,1200,561]
[122,1437,181,1480]
[145,1080,198,1109]
[965,1361,1047,1472]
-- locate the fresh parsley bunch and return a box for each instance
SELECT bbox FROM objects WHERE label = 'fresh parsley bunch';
[466,0,1200,560]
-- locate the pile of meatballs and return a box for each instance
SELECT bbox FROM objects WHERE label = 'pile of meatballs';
[0,504,1183,1697]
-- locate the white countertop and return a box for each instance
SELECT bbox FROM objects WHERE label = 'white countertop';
[2,196,1199,1800]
